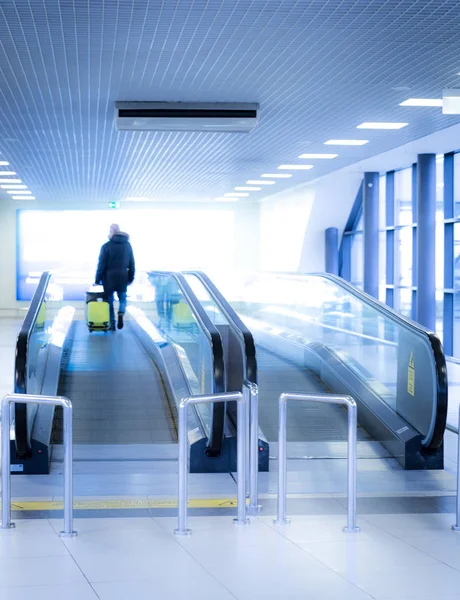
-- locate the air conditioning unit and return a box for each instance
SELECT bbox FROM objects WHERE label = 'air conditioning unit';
[115,102,259,133]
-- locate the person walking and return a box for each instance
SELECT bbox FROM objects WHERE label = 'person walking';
[95,224,135,331]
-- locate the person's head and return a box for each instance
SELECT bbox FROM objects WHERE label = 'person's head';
[109,223,120,239]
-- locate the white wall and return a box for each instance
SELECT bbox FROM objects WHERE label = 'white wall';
[259,170,362,273]
[0,197,260,313]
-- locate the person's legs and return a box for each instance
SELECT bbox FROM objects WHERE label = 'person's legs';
[117,290,127,329]
[106,291,116,330]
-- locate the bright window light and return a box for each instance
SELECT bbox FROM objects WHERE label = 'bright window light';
[224,193,249,197]
[12,196,35,200]
[0,171,16,176]
[246,180,275,185]
[399,98,442,107]
[357,122,408,130]
[0,178,21,183]
[324,139,369,146]
[261,174,292,178]
[235,186,261,191]
[278,164,313,170]
[0,161,9,166]
[298,153,338,159]
[1,184,27,189]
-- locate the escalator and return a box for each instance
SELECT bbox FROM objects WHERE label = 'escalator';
[184,271,448,470]
[11,271,232,474]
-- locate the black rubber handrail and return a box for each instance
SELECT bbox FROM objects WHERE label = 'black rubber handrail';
[274,271,448,451]
[148,271,226,457]
[14,271,52,458]
[184,271,258,386]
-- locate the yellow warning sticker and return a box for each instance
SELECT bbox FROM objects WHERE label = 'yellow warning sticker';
[407,352,415,397]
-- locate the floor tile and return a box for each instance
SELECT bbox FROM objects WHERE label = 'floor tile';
[94,575,236,600]
[0,556,87,588]
[0,531,68,559]
[0,583,98,600]
[341,564,460,599]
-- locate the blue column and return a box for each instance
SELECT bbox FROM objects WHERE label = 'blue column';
[416,153,436,330]
[363,172,380,298]
[325,227,339,275]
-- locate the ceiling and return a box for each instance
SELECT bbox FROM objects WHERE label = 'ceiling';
[1,0,460,205]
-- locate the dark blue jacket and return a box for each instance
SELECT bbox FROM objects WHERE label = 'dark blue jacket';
[95,232,135,293]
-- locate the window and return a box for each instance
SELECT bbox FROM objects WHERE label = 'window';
[395,168,413,225]
[350,233,363,289]
[455,153,460,217]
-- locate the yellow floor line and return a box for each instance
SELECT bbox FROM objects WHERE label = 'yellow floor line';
[7,498,239,511]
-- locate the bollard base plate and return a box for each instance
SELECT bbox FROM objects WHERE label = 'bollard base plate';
[248,504,262,515]
[233,518,250,527]
[274,518,290,526]
[60,531,78,538]
[452,525,460,532]
[343,526,361,534]
[174,528,191,536]
[1,522,15,530]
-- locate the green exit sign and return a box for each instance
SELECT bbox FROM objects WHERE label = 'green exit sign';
[108,201,120,209]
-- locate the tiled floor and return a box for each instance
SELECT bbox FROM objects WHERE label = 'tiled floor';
[2,513,460,599]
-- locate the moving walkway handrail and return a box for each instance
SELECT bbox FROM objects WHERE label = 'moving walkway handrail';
[184,271,258,385]
[272,271,448,450]
[148,270,226,456]
[14,271,52,458]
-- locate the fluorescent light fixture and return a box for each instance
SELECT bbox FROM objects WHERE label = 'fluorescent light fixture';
[1,184,27,189]
[224,193,249,197]
[278,164,313,170]
[261,173,292,178]
[7,189,32,195]
[298,153,338,159]
[235,187,261,191]
[12,195,35,200]
[0,178,21,183]
[124,197,154,202]
[443,89,460,114]
[357,122,408,130]
[215,197,238,202]
[0,171,16,176]
[399,98,442,107]
[246,180,275,185]
[0,161,9,166]
[324,140,369,146]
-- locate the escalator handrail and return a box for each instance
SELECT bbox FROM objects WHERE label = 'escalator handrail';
[148,270,226,456]
[14,271,52,457]
[270,271,448,451]
[184,271,258,385]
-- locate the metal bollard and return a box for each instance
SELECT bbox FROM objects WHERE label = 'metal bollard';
[1,394,77,537]
[174,391,249,536]
[274,392,360,533]
[245,381,261,514]
[452,406,460,532]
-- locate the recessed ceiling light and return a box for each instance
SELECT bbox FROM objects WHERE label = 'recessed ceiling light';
[0,171,16,176]
[215,197,238,202]
[357,122,408,130]
[278,164,313,170]
[1,184,27,189]
[324,140,369,146]
[225,193,249,197]
[298,153,338,159]
[0,161,9,166]
[235,187,261,191]
[7,189,32,195]
[399,98,442,107]
[246,180,275,185]
[12,195,35,200]
[0,178,21,183]
[261,173,292,178]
